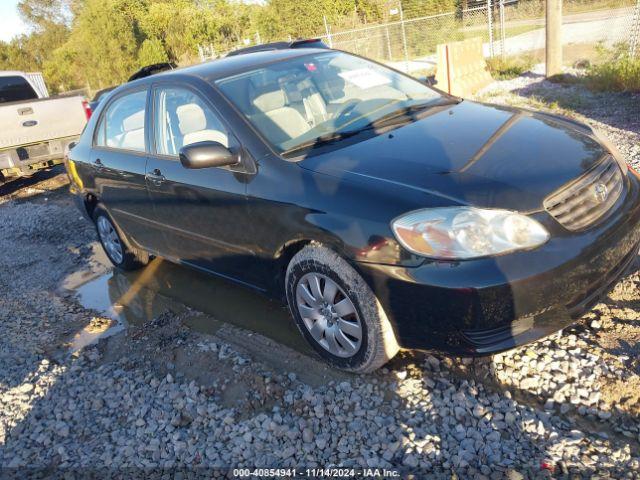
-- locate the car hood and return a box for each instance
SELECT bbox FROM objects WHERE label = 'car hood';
[298,101,608,211]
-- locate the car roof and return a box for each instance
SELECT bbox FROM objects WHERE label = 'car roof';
[125,48,331,89]
[0,71,29,77]
[226,39,328,57]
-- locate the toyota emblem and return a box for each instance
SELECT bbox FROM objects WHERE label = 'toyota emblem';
[593,183,608,203]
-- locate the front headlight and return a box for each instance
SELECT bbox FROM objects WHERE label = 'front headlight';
[391,207,550,259]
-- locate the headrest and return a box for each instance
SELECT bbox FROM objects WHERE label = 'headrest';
[177,103,207,135]
[122,110,144,132]
[252,86,286,112]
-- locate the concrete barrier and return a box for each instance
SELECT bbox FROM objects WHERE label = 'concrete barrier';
[435,37,492,97]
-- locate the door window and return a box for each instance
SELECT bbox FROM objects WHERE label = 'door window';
[153,87,228,157]
[97,89,147,152]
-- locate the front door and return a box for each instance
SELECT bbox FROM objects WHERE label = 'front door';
[91,88,164,253]
[145,85,257,285]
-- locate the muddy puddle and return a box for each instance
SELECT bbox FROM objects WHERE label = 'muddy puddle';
[67,258,312,355]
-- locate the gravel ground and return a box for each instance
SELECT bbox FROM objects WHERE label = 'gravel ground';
[1,73,639,478]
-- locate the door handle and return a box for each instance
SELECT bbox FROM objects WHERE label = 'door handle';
[93,158,104,171]
[146,168,165,185]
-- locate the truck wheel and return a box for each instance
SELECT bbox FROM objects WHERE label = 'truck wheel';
[93,205,149,271]
[285,244,399,373]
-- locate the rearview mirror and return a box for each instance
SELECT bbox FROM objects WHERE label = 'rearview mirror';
[179,141,238,169]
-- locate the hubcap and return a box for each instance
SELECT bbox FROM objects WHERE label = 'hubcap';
[295,273,362,358]
[97,216,124,264]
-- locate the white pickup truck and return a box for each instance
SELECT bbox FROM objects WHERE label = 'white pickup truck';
[0,71,90,182]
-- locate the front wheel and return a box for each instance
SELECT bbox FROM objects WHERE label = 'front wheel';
[285,244,399,373]
[93,206,149,271]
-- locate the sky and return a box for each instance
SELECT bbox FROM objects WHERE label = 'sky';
[0,0,27,42]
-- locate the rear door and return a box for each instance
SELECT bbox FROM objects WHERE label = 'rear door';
[91,87,165,253]
[145,83,257,284]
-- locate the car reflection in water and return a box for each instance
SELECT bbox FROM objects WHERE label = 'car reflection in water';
[75,258,312,354]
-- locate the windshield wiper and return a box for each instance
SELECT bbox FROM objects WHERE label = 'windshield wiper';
[357,99,459,131]
[281,129,367,157]
[281,98,460,157]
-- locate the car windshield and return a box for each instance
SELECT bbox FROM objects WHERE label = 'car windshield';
[216,51,444,156]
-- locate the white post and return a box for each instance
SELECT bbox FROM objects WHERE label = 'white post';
[323,15,333,48]
[399,1,409,72]
[499,0,506,58]
[630,0,640,57]
[487,0,494,58]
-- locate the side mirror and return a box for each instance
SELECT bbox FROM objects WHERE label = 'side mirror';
[179,141,238,169]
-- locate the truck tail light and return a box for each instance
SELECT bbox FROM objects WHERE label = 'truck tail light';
[82,100,92,120]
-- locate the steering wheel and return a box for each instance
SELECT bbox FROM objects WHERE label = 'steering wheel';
[333,99,361,125]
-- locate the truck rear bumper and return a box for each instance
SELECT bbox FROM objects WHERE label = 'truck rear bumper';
[0,136,78,179]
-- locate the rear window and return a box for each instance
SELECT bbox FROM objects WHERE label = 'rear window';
[0,76,38,104]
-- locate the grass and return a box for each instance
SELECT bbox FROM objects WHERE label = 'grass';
[502,24,541,39]
[501,0,635,20]
[546,43,640,93]
[584,53,640,92]
[564,0,636,15]
[486,54,535,80]
[492,43,640,94]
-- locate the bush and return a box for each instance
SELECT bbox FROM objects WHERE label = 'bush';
[486,55,534,80]
[585,53,640,92]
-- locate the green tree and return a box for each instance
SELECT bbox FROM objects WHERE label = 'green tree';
[0,38,37,71]
[3,0,466,94]
[138,38,169,65]
[56,0,141,90]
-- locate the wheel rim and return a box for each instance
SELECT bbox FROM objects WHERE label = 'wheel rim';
[97,216,124,264]
[296,273,362,358]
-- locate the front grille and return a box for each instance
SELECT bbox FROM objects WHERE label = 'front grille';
[544,155,623,231]
[462,315,534,350]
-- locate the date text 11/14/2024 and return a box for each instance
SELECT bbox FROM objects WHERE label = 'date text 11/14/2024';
[233,468,401,477]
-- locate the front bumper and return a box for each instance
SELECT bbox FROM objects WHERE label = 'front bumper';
[357,169,640,356]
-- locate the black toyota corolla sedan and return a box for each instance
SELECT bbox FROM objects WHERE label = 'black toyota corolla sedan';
[66,47,640,373]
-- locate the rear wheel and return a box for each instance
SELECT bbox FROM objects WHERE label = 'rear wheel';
[285,244,399,373]
[93,206,149,271]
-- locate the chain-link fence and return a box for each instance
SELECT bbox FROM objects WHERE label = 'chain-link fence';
[323,5,490,76]
[497,0,640,63]
[318,0,640,75]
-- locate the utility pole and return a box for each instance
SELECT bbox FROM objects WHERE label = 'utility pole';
[546,0,562,76]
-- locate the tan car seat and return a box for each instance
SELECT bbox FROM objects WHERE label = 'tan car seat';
[176,103,228,147]
[117,110,145,150]
[250,85,310,144]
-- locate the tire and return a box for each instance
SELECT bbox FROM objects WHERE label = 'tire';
[93,205,149,271]
[285,244,399,373]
